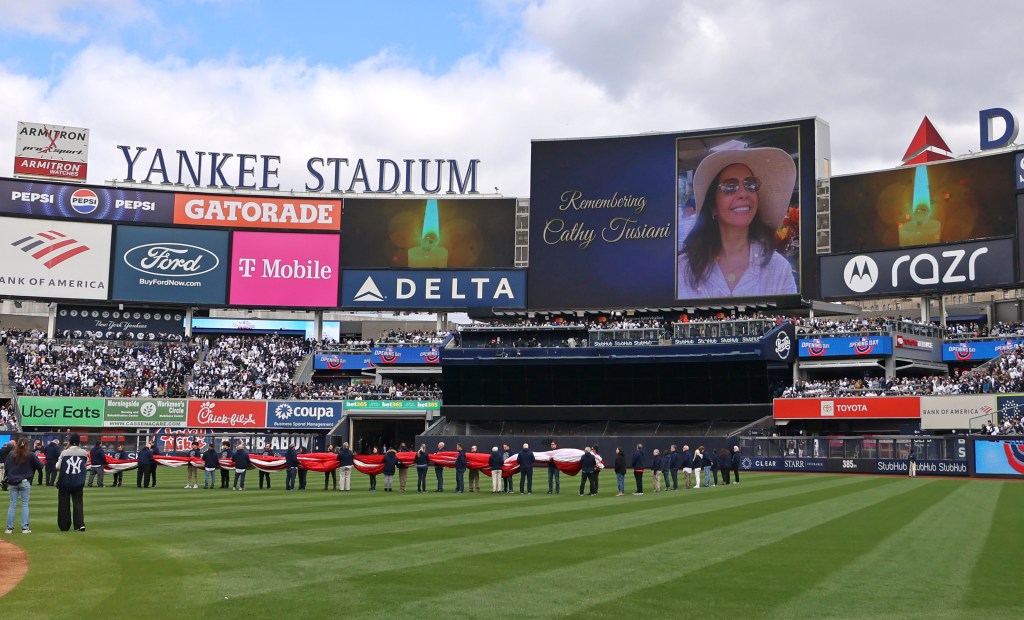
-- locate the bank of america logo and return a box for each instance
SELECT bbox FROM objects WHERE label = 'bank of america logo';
[353,276,384,302]
[11,229,90,269]
[842,255,878,293]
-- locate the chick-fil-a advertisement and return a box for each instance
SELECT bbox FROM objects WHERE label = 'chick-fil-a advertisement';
[228,231,340,308]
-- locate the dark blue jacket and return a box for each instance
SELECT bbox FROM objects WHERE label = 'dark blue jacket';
[719,452,731,469]
[382,451,399,475]
[580,452,597,474]
[203,448,220,468]
[489,451,504,470]
[692,453,703,469]
[336,448,354,467]
[4,452,43,485]
[518,449,535,469]
[137,446,154,466]
[708,452,718,471]
[668,451,680,469]
[631,450,645,470]
[114,448,128,460]
[151,444,161,456]
[680,450,693,468]
[415,450,430,467]
[56,446,88,491]
[285,448,300,468]
[232,449,251,469]
[90,445,108,467]
[44,442,62,463]
[652,454,663,471]
[661,454,671,472]
[731,451,742,469]
[455,449,467,470]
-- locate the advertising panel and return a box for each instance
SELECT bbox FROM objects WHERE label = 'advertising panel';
[829,152,1016,254]
[174,193,341,230]
[942,339,1024,362]
[19,396,105,427]
[340,269,526,309]
[773,397,920,420]
[315,353,374,371]
[229,231,340,308]
[191,317,341,341]
[974,439,1024,477]
[893,333,937,361]
[314,347,441,370]
[737,456,828,472]
[343,400,441,410]
[14,122,89,181]
[995,395,1024,425]
[820,237,1015,299]
[0,178,175,224]
[340,198,516,268]
[738,456,967,476]
[920,395,995,430]
[103,398,188,427]
[186,400,267,428]
[112,226,229,304]
[55,305,185,340]
[798,335,893,357]
[528,119,819,309]
[266,401,343,429]
[0,217,111,300]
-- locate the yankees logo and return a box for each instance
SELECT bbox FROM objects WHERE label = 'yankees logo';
[64,455,85,475]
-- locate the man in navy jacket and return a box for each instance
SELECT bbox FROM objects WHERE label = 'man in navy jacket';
[454,443,467,493]
[433,441,446,492]
[579,446,597,496]
[631,444,646,495]
[203,443,220,489]
[680,445,694,489]
[87,441,107,488]
[137,442,154,488]
[517,443,535,494]
[56,435,88,531]
[285,444,300,491]
[336,442,354,492]
[44,439,62,486]
[488,446,504,494]
[668,445,680,490]
[232,443,251,490]
[112,443,128,487]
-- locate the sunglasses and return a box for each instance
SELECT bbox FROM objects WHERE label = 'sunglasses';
[717,176,761,195]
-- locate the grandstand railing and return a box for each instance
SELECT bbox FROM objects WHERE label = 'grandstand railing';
[673,319,777,340]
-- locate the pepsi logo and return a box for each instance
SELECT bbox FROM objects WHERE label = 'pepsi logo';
[69,188,99,214]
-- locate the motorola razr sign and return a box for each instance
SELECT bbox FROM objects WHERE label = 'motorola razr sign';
[819,238,1015,299]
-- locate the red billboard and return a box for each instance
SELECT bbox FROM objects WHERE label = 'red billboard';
[186,400,268,428]
[773,397,920,420]
[173,193,341,230]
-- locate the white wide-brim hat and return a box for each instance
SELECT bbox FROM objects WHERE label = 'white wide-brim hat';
[692,147,797,230]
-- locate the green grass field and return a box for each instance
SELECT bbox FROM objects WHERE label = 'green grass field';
[1,472,1021,619]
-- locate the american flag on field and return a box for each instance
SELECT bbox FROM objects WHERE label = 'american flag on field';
[10,229,90,269]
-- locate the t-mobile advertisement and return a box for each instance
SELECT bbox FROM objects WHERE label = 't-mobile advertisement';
[228,231,340,308]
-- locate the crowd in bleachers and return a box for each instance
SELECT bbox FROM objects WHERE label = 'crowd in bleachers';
[6,332,199,398]
[1,402,17,431]
[187,335,308,400]
[291,381,443,401]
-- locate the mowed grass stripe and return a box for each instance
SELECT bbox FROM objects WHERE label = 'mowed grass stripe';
[765,480,997,620]
[964,481,1024,614]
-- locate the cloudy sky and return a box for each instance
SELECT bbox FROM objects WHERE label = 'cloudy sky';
[0,0,1020,197]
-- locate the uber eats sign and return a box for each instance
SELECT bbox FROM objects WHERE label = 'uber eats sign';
[19,397,105,427]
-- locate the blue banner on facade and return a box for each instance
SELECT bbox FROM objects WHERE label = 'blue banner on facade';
[798,335,893,358]
[0,178,175,224]
[265,401,343,429]
[315,346,442,370]
[340,269,526,309]
[112,226,229,304]
[943,339,1024,362]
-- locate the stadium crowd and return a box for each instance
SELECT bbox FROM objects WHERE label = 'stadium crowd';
[291,381,442,401]
[1,403,17,431]
[187,335,310,400]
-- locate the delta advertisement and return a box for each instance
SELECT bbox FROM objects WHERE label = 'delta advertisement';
[773,397,921,420]
[798,335,893,357]
[943,339,1024,361]
[340,269,526,309]
[55,305,186,340]
[829,152,1016,254]
[528,119,821,309]
[973,439,1024,477]
[0,216,111,300]
[112,226,229,304]
[340,198,516,269]
[13,122,89,181]
[266,401,343,429]
[228,231,340,308]
[0,178,174,224]
[173,193,342,230]
[314,346,443,370]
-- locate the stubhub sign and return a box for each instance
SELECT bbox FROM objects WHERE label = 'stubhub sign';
[341,269,526,309]
[266,401,342,429]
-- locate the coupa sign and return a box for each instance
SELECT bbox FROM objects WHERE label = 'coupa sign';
[820,238,1015,299]
[266,401,342,429]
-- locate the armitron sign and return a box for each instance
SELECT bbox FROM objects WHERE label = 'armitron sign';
[15,122,89,182]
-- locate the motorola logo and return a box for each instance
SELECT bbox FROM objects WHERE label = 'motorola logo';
[843,255,878,293]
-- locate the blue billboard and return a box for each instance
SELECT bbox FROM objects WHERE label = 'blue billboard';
[112,226,229,304]
[340,269,526,309]
[943,339,1024,362]
[266,401,343,429]
[315,346,442,370]
[191,318,341,340]
[798,335,893,358]
[974,440,1024,477]
[0,177,175,224]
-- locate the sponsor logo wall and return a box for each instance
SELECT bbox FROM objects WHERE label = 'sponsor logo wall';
[738,456,967,476]
[19,397,105,427]
[0,178,174,224]
[829,152,1016,254]
[104,399,188,427]
[773,397,921,420]
[229,231,340,307]
[14,122,89,181]
[314,346,442,370]
[55,305,185,340]
[174,193,341,230]
[266,401,343,429]
[112,225,229,304]
[340,198,516,269]
[341,269,526,309]
[798,335,893,357]
[920,394,995,430]
[528,119,820,309]
[820,237,1015,299]
[0,216,111,300]
[187,400,268,429]
[942,339,1024,361]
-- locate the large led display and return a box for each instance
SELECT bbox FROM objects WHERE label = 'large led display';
[112,225,229,304]
[229,231,340,308]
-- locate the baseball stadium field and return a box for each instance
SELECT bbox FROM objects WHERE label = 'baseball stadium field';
[0,472,1020,618]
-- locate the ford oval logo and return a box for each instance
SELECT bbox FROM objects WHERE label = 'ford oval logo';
[123,243,219,277]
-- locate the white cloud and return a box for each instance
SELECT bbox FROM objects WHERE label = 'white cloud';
[0,0,154,42]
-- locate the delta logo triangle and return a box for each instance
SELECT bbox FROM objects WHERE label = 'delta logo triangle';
[353,276,385,302]
[902,116,953,166]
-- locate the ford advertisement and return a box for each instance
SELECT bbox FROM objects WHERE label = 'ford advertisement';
[112,225,229,304]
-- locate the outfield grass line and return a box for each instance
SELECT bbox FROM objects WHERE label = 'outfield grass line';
[764,480,998,620]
